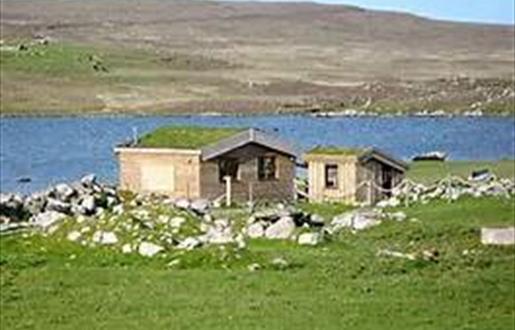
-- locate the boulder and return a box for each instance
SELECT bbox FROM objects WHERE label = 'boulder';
[138,242,163,257]
[46,198,71,214]
[113,204,124,215]
[0,193,26,220]
[175,198,190,209]
[298,232,323,246]
[329,209,382,232]
[387,211,407,222]
[122,244,133,254]
[24,194,46,215]
[54,183,76,201]
[31,211,67,230]
[92,231,118,245]
[67,231,81,242]
[246,222,265,238]
[265,216,295,239]
[190,199,210,214]
[177,237,201,250]
[481,227,515,246]
[80,174,97,187]
[80,195,97,215]
[204,226,233,245]
[376,197,401,208]
[271,257,289,269]
[169,216,186,229]
[308,214,325,227]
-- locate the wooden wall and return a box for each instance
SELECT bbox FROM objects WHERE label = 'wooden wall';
[356,159,405,203]
[117,149,201,198]
[306,155,359,204]
[199,143,295,202]
[307,154,405,204]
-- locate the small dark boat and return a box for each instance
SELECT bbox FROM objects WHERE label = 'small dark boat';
[17,177,32,183]
[412,151,447,162]
[469,169,492,182]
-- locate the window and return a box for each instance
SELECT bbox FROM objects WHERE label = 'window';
[219,158,239,182]
[258,156,277,181]
[325,164,338,189]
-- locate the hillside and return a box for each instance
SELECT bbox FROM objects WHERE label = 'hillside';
[1,0,514,115]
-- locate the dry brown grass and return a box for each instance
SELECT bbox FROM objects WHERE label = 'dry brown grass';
[1,0,514,115]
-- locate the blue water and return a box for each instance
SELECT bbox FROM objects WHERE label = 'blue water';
[1,115,514,193]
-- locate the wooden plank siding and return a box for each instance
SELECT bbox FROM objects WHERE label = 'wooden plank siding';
[306,155,359,204]
[117,149,202,198]
[200,143,295,202]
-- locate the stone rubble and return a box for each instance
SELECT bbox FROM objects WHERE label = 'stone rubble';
[1,173,513,257]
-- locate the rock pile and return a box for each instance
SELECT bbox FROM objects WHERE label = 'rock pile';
[377,176,514,207]
[0,176,429,257]
[1,174,120,227]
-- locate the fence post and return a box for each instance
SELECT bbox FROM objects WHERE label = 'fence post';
[367,180,373,206]
[248,182,254,212]
[224,176,232,207]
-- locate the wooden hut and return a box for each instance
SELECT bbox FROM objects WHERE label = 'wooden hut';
[115,126,297,203]
[304,147,408,204]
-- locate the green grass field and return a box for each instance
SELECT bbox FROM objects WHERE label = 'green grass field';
[407,160,515,184]
[1,197,514,329]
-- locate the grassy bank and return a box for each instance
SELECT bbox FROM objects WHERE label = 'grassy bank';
[407,160,515,184]
[1,197,514,329]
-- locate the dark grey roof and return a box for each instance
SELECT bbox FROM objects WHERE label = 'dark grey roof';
[359,148,409,172]
[201,128,297,161]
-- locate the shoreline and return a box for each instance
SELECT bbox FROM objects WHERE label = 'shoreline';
[1,109,514,119]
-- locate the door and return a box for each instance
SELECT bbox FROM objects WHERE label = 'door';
[381,167,393,197]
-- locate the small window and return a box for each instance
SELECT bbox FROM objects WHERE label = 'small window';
[325,164,338,189]
[219,158,239,182]
[258,156,277,181]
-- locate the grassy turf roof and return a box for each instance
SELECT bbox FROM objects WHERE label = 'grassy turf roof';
[306,146,366,156]
[136,126,245,149]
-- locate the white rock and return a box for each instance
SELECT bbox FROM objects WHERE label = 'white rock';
[55,183,75,201]
[122,244,133,254]
[80,195,96,214]
[31,211,67,230]
[80,174,97,187]
[481,227,515,246]
[46,198,71,213]
[67,231,81,242]
[158,215,170,224]
[204,226,233,244]
[330,209,381,232]
[271,257,289,269]
[138,242,164,257]
[113,204,124,215]
[177,237,201,250]
[298,232,322,246]
[388,211,407,222]
[169,216,186,228]
[92,231,118,245]
[265,216,295,239]
[246,222,265,238]
[247,263,261,272]
[175,198,190,209]
[190,199,210,214]
[376,197,400,208]
[235,233,246,249]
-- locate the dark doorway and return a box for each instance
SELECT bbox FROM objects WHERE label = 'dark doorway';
[382,167,394,197]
